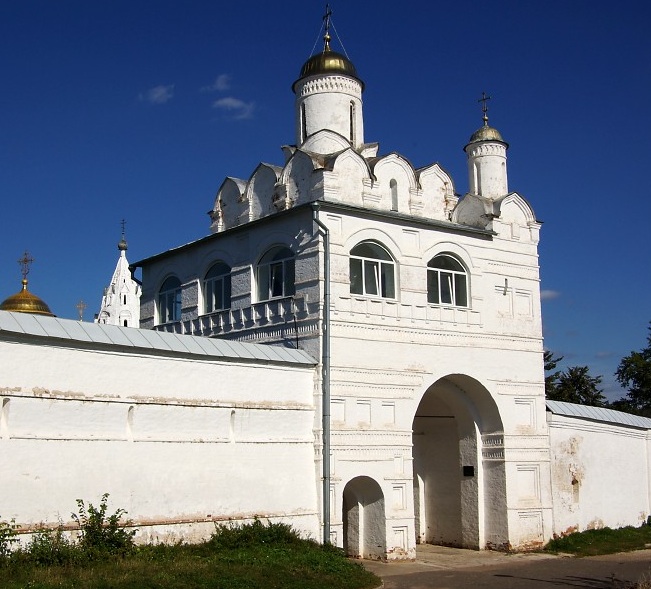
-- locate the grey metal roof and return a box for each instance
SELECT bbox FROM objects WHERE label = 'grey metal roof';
[546,400,651,430]
[0,310,315,366]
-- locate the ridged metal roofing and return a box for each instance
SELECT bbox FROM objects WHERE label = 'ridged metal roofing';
[0,310,315,366]
[546,400,651,430]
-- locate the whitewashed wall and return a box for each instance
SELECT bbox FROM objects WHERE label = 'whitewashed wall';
[0,324,319,544]
[548,410,651,534]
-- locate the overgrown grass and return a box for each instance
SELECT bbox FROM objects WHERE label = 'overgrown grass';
[544,524,651,557]
[0,516,379,589]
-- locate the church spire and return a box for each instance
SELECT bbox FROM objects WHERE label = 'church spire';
[95,223,141,327]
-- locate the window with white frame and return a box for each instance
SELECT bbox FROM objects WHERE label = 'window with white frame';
[158,276,182,323]
[257,246,295,301]
[350,241,396,298]
[203,262,231,313]
[427,254,468,307]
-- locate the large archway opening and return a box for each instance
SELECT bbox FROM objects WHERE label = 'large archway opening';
[342,476,386,559]
[412,374,507,549]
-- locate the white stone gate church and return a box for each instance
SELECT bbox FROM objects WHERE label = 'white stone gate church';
[2,16,651,560]
[136,24,549,554]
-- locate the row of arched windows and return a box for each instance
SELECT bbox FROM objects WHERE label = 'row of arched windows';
[156,243,469,324]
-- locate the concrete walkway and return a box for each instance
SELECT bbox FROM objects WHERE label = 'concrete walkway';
[362,545,651,588]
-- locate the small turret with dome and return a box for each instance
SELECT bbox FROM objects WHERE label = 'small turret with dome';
[0,251,55,317]
[293,5,365,151]
[464,93,509,199]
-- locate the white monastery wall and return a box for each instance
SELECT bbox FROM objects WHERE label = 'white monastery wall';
[548,411,651,534]
[0,320,319,543]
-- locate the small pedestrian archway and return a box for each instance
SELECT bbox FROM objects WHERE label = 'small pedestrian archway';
[412,374,507,549]
[342,476,386,559]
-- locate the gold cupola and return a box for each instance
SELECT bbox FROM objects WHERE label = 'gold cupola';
[0,252,55,317]
[292,6,365,149]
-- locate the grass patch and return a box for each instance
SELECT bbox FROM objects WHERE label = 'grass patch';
[544,524,651,557]
[0,519,379,589]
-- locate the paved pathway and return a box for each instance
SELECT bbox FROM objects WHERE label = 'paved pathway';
[362,545,651,588]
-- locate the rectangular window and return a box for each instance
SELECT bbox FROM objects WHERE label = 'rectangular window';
[381,263,395,298]
[455,273,467,307]
[440,272,453,305]
[284,259,295,296]
[350,258,363,295]
[257,264,270,300]
[270,262,284,297]
[364,260,379,295]
[427,271,439,304]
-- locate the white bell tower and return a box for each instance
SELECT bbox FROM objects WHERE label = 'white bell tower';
[95,224,141,327]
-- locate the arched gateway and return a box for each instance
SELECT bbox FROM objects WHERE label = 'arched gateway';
[412,374,508,549]
[342,476,386,559]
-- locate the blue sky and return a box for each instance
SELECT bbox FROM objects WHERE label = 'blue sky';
[1,1,649,399]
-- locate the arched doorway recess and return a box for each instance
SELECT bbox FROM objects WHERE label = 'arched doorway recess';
[342,476,386,559]
[412,374,507,549]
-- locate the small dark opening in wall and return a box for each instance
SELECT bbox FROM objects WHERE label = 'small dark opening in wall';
[463,465,475,477]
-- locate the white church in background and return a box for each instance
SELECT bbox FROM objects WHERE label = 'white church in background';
[2,11,651,560]
[95,230,141,327]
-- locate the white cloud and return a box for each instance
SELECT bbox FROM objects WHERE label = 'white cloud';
[203,74,231,92]
[139,84,174,105]
[540,289,561,301]
[213,97,255,120]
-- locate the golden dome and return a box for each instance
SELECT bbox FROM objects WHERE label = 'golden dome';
[0,279,55,316]
[293,36,364,91]
[468,123,507,145]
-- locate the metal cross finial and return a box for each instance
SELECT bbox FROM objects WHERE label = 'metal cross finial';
[18,251,34,281]
[120,218,126,237]
[76,299,87,321]
[478,92,491,125]
[323,4,332,49]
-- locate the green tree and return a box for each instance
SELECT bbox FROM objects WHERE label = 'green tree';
[544,350,563,398]
[549,365,607,407]
[614,321,651,417]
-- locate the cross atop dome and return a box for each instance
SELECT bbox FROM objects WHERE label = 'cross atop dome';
[323,4,333,51]
[478,92,491,126]
[18,250,34,281]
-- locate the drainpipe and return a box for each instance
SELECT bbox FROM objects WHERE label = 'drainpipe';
[312,203,331,545]
[127,264,143,286]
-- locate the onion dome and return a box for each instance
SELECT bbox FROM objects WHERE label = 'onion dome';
[0,278,55,316]
[118,235,128,251]
[467,123,507,146]
[296,47,363,87]
[293,27,364,92]
[465,93,508,149]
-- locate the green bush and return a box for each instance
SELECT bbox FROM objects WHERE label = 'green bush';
[71,493,136,558]
[26,525,78,566]
[0,517,18,561]
[210,518,303,549]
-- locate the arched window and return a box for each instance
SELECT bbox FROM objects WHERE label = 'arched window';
[158,276,182,324]
[301,103,307,143]
[427,254,468,307]
[390,179,398,211]
[350,242,396,299]
[257,246,295,301]
[204,262,231,313]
